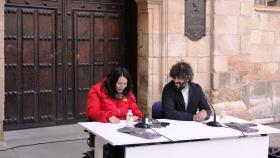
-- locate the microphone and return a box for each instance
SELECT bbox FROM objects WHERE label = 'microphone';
[206,100,222,127]
[134,114,149,128]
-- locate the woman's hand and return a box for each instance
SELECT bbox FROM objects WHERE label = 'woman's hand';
[132,116,139,122]
[108,116,120,124]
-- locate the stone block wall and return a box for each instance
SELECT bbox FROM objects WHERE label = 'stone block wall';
[165,0,212,89]
[247,5,280,122]
[136,0,212,114]
[168,0,211,90]
[136,0,280,123]
[211,0,280,122]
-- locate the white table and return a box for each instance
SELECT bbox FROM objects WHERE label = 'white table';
[79,116,280,158]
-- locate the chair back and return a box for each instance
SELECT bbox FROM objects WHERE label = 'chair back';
[152,101,162,119]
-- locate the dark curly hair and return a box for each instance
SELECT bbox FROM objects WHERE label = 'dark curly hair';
[169,62,194,82]
[104,67,132,98]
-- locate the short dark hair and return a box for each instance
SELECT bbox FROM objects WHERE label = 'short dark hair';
[169,62,194,82]
[104,67,132,98]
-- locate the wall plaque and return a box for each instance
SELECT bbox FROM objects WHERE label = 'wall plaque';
[185,0,206,41]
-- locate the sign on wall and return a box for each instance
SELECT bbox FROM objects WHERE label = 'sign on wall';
[185,0,206,41]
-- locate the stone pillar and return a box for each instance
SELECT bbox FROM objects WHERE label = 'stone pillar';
[135,0,168,114]
[0,0,5,142]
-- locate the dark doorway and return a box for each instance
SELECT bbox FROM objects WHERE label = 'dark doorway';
[4,0,137,130]
[124,0,138,95]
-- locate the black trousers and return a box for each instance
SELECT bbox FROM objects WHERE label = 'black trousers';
[103,144,124,158]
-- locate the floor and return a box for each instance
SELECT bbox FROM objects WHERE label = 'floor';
[0,124,90,158]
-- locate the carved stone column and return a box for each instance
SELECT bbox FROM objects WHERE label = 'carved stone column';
[135,0,168,114]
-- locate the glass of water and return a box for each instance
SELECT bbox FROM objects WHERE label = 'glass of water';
[219,105,227,123]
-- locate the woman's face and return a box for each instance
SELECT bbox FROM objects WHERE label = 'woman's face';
[116,76,128,93]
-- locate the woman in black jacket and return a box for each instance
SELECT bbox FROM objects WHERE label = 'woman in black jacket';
[162,62,211,121]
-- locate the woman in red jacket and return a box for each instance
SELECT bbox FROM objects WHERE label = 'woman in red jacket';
[86,67,143,123]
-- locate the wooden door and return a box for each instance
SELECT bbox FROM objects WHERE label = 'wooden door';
[4,0,61,129]
[4,0,131,130]
[65,0,125,122]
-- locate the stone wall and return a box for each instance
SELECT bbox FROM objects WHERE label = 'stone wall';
[136,0,212,114]
[211,0,280,122]
[0,0,5,141]
[246,0,280,122]
[136,0,280,123]
[167,0,212,90]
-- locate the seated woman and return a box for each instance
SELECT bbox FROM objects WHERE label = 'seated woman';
[86,67,142,123]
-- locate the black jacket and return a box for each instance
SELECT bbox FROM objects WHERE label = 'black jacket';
[162,81,211,121]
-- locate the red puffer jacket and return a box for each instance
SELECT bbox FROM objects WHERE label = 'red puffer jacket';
[86,80,143,122]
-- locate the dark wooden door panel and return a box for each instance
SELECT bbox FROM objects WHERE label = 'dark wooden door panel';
[5,7,22,126]
[21,8,36,124]
[6,0,59,6]
[56,9,64,121]
[4,0,61,129]
[38,9,56,122]
[93,14,106,83]
[107,13,124,65]
[74,10,93,119]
